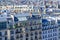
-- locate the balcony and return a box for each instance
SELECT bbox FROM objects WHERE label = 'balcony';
[14,20,41,28]
[42,25,58,31]
[30,27,41,31]
[15,30,22,34]
[0,22,7,30]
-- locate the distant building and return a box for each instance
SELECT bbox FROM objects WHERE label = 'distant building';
[42,14,60,40]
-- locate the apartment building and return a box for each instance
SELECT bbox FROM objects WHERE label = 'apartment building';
[42,14,60,40]
[0,12,42,40]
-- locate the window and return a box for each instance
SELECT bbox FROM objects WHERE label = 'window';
[16,29,20,33]
[58,5,60,9]
[20,34,23,38]
[48,30,52,33]
[25,27,28,31]
[46,5,49,8]
[10,30,14,34]
[53,29,57,32]
[26,33,29,37]
[59,33,60,35]
[51,20,55,25]
[26,38,28,40]
[5,31,7,35]
[35,36,37,39]
[0,38,2,40]
[16,35,19,39]
[48,38,52,40]
[39,31,41,34]
[43,35,45,39]
[31,37,33,40]
[35,31,38,35]
[10,36,14,40]
[0,32,2,36]
[59,36,60,39]
[35,26,37,30]
[39,36,41,39]
[20,39,23,40]
[57,20,60,23]
[43,35,47,39]
[53,37,57,40]
[53,33,57,36]
[45,39,48,40]
[45,35,47,38]
[0,22,7,29]
[20,28,22,32]
[30,32,33,36]
[30,27,33,31]
[59,28,60,31]
[48,34,52,37]
[5,37,7,40]
[42,30,47,34]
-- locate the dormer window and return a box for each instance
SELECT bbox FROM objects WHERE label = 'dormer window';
[1,15,3,17]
